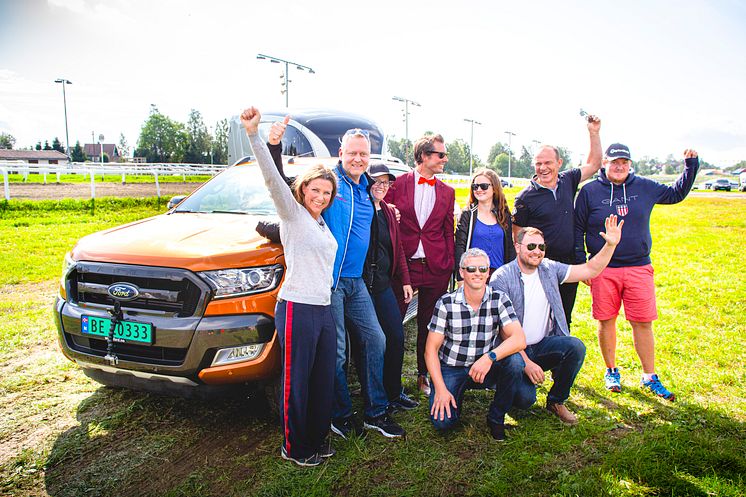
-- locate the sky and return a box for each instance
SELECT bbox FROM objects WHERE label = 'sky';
[1,0,745,167]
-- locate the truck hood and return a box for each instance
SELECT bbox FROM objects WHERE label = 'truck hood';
[71,213,284,271]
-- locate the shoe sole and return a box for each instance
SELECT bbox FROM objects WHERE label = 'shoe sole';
[363,422,404,438]
[390,402,419,412]
[606,385,621,393]
[641,386,676,402]
[330,424,349,439]
[280,450,321,467]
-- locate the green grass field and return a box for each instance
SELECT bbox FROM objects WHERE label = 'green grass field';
[0,193,744,497]
[6,173,214,184]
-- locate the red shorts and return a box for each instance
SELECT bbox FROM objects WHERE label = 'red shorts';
[590,265,657,322]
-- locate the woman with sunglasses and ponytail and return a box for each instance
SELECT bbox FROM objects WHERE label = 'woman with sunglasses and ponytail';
[455,168,515,284]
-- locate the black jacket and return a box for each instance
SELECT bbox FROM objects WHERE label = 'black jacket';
[454,203,515,280]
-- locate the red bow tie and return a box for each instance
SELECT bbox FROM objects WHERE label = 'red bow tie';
[418,176,436,186]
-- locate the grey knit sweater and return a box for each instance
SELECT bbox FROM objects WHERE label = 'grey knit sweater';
[249,132,337,305]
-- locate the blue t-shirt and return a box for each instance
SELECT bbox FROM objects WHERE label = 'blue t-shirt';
[340,176,374,277]
[472,218,505,268]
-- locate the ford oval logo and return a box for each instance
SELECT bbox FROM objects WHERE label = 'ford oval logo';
[107,282,140,301]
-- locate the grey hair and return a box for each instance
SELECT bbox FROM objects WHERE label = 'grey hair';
[459,247,489,267]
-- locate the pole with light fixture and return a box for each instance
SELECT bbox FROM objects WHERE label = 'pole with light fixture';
[256,54,315,108]
[392,96,420,164]
[504,130,516,179]
[464,118,482,177]
[54,78,72,160]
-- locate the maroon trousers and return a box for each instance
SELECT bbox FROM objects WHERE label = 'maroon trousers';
[393,259,451,375]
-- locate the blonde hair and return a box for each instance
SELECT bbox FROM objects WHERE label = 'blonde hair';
[469,167,509,229]
[292,165,338,210]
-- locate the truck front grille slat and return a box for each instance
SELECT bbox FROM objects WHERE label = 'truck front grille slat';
[67,333,187,366]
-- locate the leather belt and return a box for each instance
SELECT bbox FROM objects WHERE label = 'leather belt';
[409,258,427,264]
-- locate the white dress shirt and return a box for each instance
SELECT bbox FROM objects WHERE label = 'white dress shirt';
[412,169,437,258]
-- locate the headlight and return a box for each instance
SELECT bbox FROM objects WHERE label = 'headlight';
[60,252,76,284]
[199,264,283,299]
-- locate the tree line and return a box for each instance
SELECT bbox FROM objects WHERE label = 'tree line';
[387,136,726,178]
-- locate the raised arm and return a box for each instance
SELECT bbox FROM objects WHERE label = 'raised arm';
[579,115,602,182]
[656,149,700,204]
[240,107,298,220]
[267,115,292,185]
[566,214,623,283]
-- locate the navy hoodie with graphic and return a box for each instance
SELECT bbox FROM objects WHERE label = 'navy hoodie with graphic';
[574,157,699,267]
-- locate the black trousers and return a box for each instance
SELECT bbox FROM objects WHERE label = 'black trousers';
[559,281,579,328]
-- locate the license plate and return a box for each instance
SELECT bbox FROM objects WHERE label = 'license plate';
[81,315,154,344]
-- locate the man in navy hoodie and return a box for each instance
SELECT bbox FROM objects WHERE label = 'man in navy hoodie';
[574,143,699,401]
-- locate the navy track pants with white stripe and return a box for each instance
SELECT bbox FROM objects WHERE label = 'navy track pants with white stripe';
[275,299,336,459]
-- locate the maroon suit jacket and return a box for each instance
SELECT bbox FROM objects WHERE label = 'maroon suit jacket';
[385,172,455,279]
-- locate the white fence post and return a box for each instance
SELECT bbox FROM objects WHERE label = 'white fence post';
[1,168,8,201]
[154,171,160,199]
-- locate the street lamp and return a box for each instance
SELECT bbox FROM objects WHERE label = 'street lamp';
[392,96,421,164]
[54,78,72,160]
[464,118,482,177]
[256,54,315,108]
[504,131,516,179]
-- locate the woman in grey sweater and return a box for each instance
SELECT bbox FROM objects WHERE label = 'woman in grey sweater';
[241,107,338,467]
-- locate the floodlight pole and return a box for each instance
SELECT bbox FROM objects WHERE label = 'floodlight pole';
[464,118,482,177]
[257,54,315,108]
[54,78,72,159]
[504,130,516,179]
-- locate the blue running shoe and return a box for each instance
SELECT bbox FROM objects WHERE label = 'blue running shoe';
[641,374,675,401]
[604,367,621,393]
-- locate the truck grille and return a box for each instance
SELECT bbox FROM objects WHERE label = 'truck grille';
[66,334,188,366]
[67,262,212,318]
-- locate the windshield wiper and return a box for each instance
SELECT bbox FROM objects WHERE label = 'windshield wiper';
[210,210,249,215]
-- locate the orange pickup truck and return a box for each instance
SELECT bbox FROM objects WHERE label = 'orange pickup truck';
[54,110,405,402]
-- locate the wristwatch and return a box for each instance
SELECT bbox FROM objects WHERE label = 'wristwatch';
[488,351,497,361]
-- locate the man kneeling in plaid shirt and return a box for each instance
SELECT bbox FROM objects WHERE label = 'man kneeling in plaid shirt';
[424,248,527,441]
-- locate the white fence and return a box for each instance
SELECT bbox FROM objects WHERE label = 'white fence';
[0,161,532,201]
[0,161,228,200]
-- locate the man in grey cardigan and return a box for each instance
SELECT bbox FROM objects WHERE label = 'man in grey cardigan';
[489,216,623,424]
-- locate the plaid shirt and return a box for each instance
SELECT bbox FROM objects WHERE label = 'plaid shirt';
[429,285,518,367]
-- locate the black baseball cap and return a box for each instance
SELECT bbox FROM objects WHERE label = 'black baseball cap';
[368,162,395,181]
[605,143,631,160]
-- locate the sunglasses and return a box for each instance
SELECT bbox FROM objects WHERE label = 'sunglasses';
[471,182,491,191]
[523,243,546,252]
[426,150,448,159]
[461,265,489,273]
[344,128,370,139]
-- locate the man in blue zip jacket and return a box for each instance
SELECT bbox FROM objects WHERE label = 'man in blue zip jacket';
[322,129,405,439]
[574,144,699,401]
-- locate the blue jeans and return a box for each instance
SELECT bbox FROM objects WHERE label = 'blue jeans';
[522,335,586,405]
[429,353,531,429]
[330,277,388,419]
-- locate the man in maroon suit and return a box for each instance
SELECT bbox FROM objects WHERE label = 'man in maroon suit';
[386,133,455,395]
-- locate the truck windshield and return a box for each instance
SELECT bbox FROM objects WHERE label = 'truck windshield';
[173,165,277,215]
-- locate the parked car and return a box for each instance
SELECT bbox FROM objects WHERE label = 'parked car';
[703,179,714,189]
[55,111,412,402]
[712,178,731,191]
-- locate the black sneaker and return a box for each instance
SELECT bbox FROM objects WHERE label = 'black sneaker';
[389,392,420,412]
[280,446,322,467]
[318,438,335,458]
[487,420,506,441]
[363,413,406,438]
[330,416,365,439]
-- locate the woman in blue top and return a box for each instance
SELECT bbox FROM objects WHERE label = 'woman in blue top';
[455,168,516,283]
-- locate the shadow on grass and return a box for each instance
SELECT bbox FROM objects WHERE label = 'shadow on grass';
[545,384,746,496]
[43,385,279,497]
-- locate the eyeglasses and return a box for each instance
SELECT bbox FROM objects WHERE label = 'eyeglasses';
[471,182,491,191]
[523,243,546,252]
[372,180,390,188]
[461,265,489,273]
[344,128,370,139]
[426,150,448,159]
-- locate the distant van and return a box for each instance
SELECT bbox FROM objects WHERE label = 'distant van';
[228,109,385,165]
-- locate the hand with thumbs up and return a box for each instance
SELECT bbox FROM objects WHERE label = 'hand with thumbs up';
[268,115,290,145]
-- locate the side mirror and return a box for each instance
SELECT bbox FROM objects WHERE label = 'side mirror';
[167,195,187,210]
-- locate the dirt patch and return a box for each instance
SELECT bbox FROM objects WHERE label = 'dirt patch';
[6,182,200,201]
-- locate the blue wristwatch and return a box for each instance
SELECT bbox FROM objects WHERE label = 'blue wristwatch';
[488,351,497,361]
